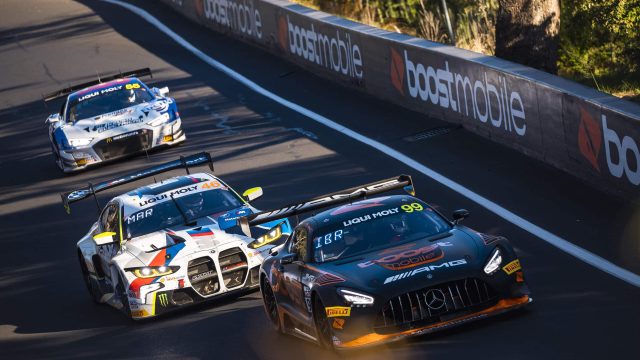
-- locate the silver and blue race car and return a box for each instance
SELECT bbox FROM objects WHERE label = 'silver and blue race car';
[44,68,185,172]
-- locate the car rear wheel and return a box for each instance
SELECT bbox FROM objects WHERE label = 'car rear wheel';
[313,296,334,350]
[261,278,281,332]
[78,252,101,303]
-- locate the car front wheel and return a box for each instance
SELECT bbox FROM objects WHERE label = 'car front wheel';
[313,296,334,350]
[261,277,281,332]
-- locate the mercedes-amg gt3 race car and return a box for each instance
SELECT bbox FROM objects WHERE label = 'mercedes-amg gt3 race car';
[44,68,185,173]
[63,152,291,320]
[248,175,531,350]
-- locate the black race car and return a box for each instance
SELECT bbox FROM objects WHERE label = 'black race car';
[242,175,531,350]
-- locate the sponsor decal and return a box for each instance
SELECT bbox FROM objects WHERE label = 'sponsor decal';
[138,185,199,206]
[358,243,445,270]
[393,48,526,136]
[126,208,153,224]
[326,306,351,317]
[383,258,468,284]
[502,259,521,275]
[424,289,446,310]
[578,107,602,172]
[301,273,316,284]
[84,117,145,133]
[191,270,217,282]
[602,115,640,185]
[303,285,312,313]
[201,0,263,39]
[279,15,363,80]
[332,318,345,330]
[343,207,400,227]
[112,131,139,141]
[157,293,169,307]
[67,189,91,201]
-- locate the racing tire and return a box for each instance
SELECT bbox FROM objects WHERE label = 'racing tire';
[261,277,282,333]
[78,252,101,304]
[313,296,334,350]
[51,144,65,173]
[115,271,132,319]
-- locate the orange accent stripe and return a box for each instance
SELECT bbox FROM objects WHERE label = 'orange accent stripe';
[340,295,530,348]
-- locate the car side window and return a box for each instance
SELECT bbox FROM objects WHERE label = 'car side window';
[99,203,120,239]
[293,228,308,261]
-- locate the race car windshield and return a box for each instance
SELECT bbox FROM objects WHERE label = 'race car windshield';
[123,189,244,238]
[66,82,154,122]
[312,202,451,263]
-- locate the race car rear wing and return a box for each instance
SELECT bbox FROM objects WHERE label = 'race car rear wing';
[43,68,153,103]
[239,175,415,235]
[60,152,214,214]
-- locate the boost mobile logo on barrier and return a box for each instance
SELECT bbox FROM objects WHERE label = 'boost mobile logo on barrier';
[390,47,527,136]
[278,15,364,80]
[200,0,263,39]
[579,107,640,186]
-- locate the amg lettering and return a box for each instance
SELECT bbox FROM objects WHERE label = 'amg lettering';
[383,258,468,284]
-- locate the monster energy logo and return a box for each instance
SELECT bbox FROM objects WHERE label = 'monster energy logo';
[158,293,169,307]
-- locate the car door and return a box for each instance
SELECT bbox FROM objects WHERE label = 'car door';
[96,201,121,279]
[279,226,310,320]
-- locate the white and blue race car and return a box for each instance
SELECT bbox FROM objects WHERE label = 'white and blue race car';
[44,68,185,172]
[64,153,291,319]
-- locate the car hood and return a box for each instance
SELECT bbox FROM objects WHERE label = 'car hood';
[315,228,484,296]
[61,99,171,138]
[125,214,254,265]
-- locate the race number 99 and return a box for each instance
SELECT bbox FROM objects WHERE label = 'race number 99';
[401,203,423,213]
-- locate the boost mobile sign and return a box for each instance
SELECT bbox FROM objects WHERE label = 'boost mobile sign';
[390,47,528,137]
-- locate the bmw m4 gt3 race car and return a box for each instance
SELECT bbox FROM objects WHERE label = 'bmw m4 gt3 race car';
[248,175,531,350]
[62,152,291,320]
[44,68,185,173]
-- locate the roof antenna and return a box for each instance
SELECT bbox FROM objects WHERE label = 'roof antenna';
[96,71,102,83]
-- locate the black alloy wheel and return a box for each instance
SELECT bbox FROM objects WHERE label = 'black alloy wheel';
[261,278,281,332]
[313,296,334,350]
[78,252,100,303]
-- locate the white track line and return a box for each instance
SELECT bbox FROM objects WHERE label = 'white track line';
[105,0,640,288]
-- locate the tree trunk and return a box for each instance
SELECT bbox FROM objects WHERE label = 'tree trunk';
[495,0,560,74]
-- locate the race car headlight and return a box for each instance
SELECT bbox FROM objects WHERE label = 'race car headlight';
[67,138,93,147]
[338,289,374,306]
[126,265,179,278]
[249,225,283,249]
[483,247,503,275]
[148,113,170,126]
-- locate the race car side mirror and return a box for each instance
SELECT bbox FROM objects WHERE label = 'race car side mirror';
[92,232,117,246]
[281,253,296,265]
[452,209,470,224]
[242,187,263,202]
[46,113,61,124]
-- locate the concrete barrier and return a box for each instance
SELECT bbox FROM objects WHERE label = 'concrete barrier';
[161,0,640,198]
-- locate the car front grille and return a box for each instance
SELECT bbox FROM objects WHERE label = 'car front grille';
[93,129,152,160]
[188,257,220,297]
[374,278,498,334]
[218,247,248,289]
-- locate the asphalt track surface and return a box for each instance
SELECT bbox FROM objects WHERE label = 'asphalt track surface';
[0,1,638,359]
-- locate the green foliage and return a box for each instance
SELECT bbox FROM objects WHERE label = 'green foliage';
[296,0,639,100]
[559,0,640,86]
